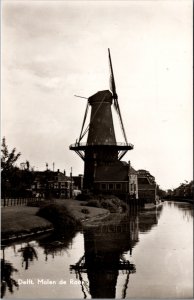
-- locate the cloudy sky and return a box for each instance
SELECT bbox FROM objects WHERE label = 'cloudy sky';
[2,0,193,190]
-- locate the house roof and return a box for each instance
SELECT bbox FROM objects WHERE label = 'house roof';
[94,161,138,182]
[34,171,71,181]
[94,161,129,182]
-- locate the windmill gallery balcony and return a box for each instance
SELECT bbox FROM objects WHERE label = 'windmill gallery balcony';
[69,141,134,161]
[69,141,134,150]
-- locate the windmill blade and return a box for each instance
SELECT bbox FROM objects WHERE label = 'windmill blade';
[108,48,128,144]
[74,95,88,99]
[108,48,118,100]
[114,98,128,143]
[79,102,89,142]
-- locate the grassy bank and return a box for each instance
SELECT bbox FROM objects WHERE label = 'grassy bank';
[1,196,128,241]
[1,200,110,241]
[56,199,110,223]
[1,206,53,241]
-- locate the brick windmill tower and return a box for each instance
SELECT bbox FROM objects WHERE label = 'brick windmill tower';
[70,49,134,196]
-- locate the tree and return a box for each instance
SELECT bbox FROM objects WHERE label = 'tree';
[1,137,21,173]
[1,138,35,198]
[1,138,21,197]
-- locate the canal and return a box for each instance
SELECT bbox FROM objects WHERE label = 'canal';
[1,201,193,298]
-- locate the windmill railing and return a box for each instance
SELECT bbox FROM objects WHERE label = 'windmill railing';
[69,142,134,149]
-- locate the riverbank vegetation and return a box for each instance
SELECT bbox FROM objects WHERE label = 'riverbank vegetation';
[36,203,81,232]
[2,196,128,242]
[78,194,128,213]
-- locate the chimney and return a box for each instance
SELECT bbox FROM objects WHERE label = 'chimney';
[57,169,60,173]
[70,167,72,178]
[128,161,131,174]
[64,170,66,176]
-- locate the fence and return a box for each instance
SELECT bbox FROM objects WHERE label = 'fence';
[1,198,41,207]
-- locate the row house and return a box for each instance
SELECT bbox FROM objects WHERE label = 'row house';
[137,169,157,203]
[32,169,73,199]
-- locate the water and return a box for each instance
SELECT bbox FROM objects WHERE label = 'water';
[1,201,193,299]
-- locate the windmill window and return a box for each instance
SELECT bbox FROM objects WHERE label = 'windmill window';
[101,184,107,190]
[108,184,114,190]
[116,183,121,190]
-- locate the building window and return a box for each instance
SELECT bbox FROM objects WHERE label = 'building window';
[134,184,136,192]
[116,183,121,190]
[108,184,114,190]
[101,184,107,190]
[131,183,133,191]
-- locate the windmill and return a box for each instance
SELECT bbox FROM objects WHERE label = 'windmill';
[70,49,134,191]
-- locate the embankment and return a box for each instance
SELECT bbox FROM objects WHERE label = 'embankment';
[1,200,110,242]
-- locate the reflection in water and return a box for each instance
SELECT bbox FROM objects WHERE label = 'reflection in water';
[138,205,163,233]
[18,243,38,270]
[1,230,77,298]
[1,201,192,298]
[83,229,136,298]
[70,206,162,298]
[38,230,76,261]
[1,258,19,298]
[172,201,193,221]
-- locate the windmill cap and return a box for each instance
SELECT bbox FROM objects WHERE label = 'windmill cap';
[88,90,113,104]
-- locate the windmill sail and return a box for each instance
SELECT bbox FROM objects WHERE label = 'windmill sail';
[108,48,118,101]
[108,48,128,144]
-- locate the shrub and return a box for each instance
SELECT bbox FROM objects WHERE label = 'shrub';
[86,200,101,208]
[120,203,128,212]
[81,208,90,214]
[76,193,91,201]
[80,194,128,214]
[36,204,81,231]
[100,200,118,213]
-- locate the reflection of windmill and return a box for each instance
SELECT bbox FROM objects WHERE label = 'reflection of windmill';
[70,219,138,299]
[70,49,134,191]
[70,254,136,299]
